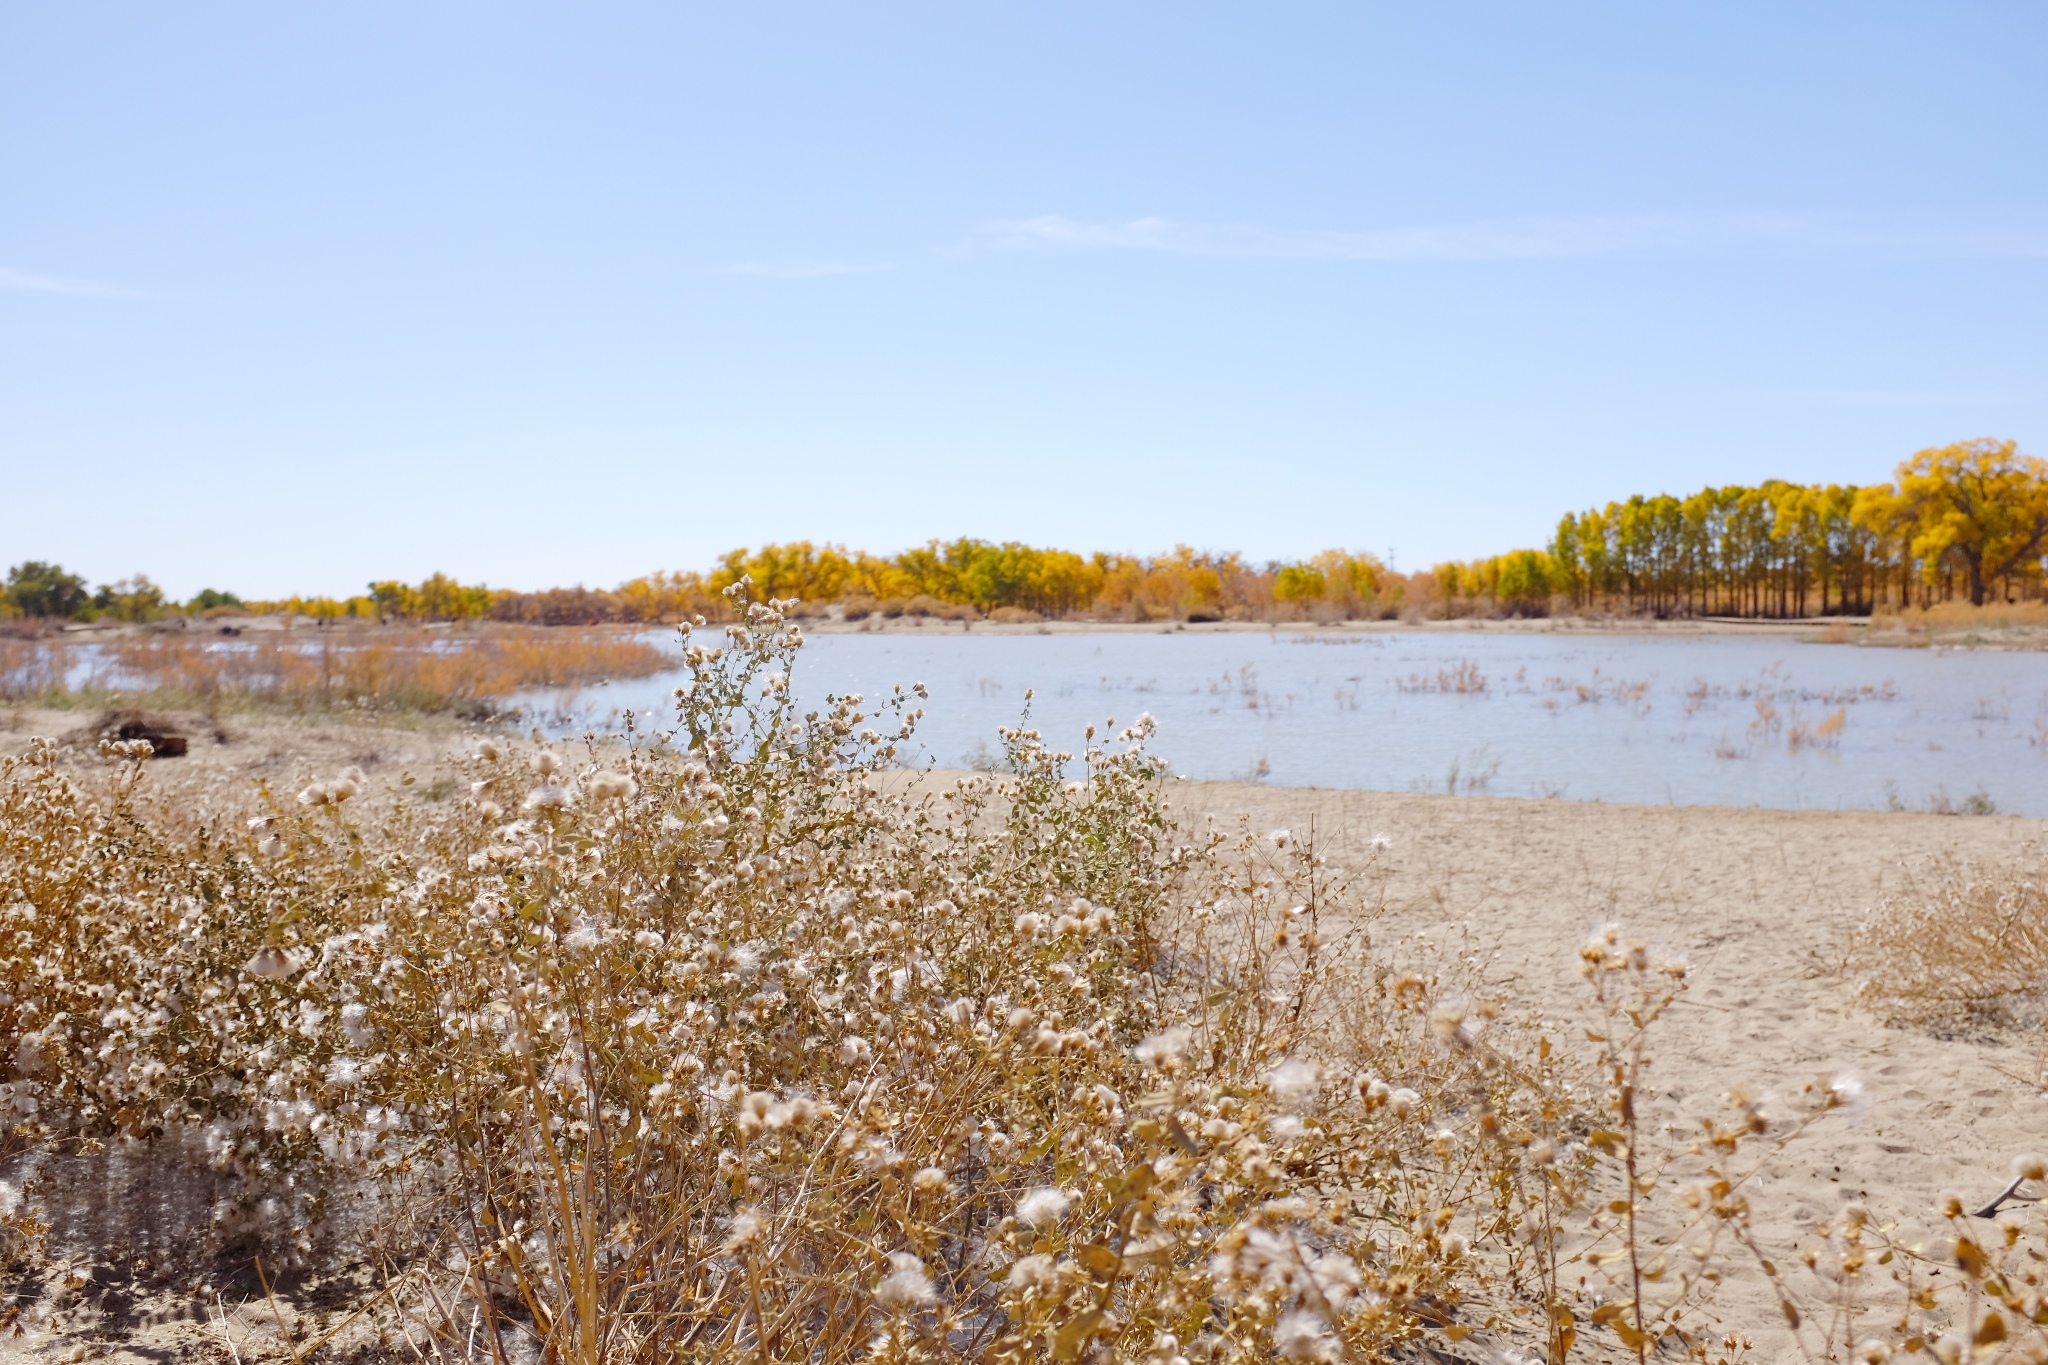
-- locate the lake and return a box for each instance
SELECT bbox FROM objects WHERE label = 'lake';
[525,629,2048,817]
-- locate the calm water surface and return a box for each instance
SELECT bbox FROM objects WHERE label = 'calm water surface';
[526,631,2048,817]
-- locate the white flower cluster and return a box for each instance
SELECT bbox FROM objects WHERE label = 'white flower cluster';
[0,589,1537,1359]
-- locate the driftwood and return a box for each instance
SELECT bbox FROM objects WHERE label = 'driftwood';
[99,710,190,758]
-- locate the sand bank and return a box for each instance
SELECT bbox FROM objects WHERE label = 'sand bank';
[1160,778,2046,1348]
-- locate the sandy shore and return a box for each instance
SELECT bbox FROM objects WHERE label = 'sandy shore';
[20,613,1844,640]
[21,606,2045,652]
[4,709,2043,1354]
[1158,778,2046,1347]
[797,614,1869,638]
[794,610,2047,651]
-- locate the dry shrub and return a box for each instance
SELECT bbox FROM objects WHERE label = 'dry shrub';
[0,627,675,715]
[0,588,1567,1362]
[1848,856,2048,1027]
[879,594,977,622]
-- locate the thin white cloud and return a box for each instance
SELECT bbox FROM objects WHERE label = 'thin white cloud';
[0,266,136,299]
[1759,387,2011,409]
[721,259,896,279]
[982,212,2048,262]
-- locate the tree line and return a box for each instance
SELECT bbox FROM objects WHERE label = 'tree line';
[6,438,2042,626]
[1491,437,2047,617]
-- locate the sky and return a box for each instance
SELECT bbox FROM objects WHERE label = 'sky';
[2,3,2044,600]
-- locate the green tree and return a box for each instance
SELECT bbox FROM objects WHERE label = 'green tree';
[1271,563,1327,604]
[93,575,169,622]
[1492,549,1555,614]
[5,561,91,619]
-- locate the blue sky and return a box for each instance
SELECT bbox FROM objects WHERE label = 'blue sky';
[3,3,2043,599]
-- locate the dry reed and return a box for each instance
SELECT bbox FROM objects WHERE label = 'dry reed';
[1395,661,1488,695]
[0,628,675,717]
[1873,601,2048,633]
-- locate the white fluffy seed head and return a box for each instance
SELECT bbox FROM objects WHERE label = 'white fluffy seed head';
[244,946,299,980]
[1008,1253,1056,1293]
[524,784,571,812]
[586,770,637,802]
[724,1208,764,1249]
[873,1252,935,1311]
[341,1002,376,1047]
[1267,1058,1322,1109]
[1825,1070,1870,1118]
[1135,1025,1192,1073]
[1016,1186,1070,1228]
[1273,1310,1336,1362]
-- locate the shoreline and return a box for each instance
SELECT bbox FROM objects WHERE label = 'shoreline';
[4,611,1943,641]
[8,708,2041,825]
[20,611,2043,650]
[945,769,2047,825]
[797,613,1869,638]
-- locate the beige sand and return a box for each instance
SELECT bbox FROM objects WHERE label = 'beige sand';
[4,709,2043,1355]
[1158,778,2046,1349]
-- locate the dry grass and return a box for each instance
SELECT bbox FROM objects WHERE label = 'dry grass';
[0,627,676,717]
[1848,855,2048,1029]
[1867,601,2048,649]
[4,592,2048,1362]
[839,594,983,622]
[1874,601,2048,631]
